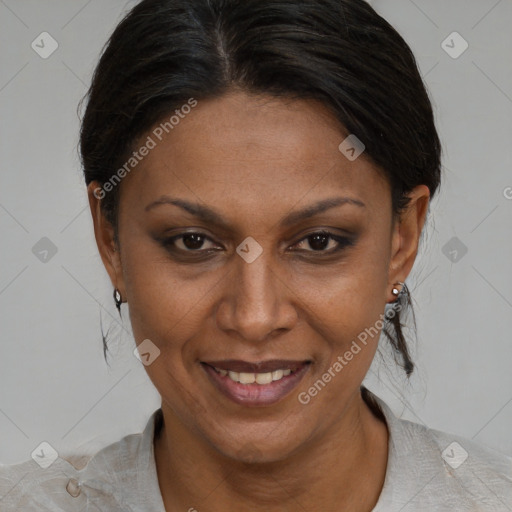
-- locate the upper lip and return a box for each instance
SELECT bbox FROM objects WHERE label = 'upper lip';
[201,359,311,373]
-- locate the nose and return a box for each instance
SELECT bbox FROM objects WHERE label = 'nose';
[215,248,298,343]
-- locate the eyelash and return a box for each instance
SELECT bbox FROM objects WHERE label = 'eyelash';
[161,230,354,257]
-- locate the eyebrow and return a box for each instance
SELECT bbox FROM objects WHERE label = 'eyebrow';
[144,195,365,228]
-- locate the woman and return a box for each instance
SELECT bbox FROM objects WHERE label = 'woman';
[1,0,510,510]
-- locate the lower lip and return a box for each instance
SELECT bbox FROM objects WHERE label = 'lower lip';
[201,363,310,407]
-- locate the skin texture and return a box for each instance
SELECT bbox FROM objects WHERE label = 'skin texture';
[88,90,430,511]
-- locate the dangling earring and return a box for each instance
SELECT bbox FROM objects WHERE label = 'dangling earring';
[113,288,123,314]
[392,281,405,299]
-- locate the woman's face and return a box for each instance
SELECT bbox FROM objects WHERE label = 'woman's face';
[89,91,428,463]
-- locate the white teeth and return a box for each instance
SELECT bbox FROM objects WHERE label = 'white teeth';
[272,369,283,380]
[255,372,273,384]
[228,371,239,382]
[238,372,256,384]
[216,367,294,385]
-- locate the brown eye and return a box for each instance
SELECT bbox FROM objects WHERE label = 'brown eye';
[177,233,207,250]
[290,231,354,254]
[162,232,220,253]
[304,233,333,251]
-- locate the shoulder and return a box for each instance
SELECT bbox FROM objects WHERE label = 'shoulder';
[370,392,512,511]
[0,455,85,511]
[401,418,511,509]
[0,410,162,511]
[399,413,512,478]
[406,417,512,473]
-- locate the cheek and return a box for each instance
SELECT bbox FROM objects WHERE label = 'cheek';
[302,234,390,334]
[299,234,391,381]
[120,245,213,409]
[294,248,390,414]
[119,239,205,350]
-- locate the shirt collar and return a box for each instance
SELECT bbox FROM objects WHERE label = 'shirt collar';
[104,389,440,511]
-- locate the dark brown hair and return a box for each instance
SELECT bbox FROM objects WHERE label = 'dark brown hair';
[79,0,441,375]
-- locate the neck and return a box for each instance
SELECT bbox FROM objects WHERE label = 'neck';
[154,390,388,512]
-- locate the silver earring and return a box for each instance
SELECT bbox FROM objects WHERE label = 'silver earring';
[392,281,405,297]
[113,288,123,313]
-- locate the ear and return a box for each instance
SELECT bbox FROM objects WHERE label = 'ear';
[87,181,125,298]
[387,184,430,301]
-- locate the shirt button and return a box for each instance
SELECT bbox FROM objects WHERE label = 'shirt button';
[66,478,81,497]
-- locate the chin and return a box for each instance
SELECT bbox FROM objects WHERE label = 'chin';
[213,431,304,465]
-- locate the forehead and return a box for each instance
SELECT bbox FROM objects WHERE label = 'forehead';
[119,91,390,217]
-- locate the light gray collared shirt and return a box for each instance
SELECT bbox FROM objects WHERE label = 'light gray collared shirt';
[1,390,511,511]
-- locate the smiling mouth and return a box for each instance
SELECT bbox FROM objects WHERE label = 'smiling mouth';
[202,359,310,383]
[200,359,312,406]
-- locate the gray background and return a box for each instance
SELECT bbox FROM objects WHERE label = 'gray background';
[1,0,511,464]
